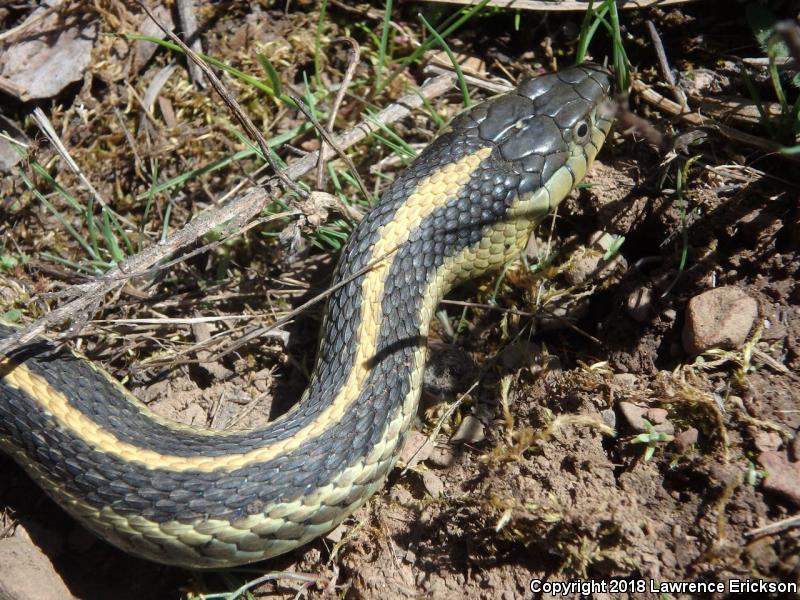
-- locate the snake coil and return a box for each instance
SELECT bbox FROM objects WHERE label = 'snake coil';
[0,64,613,567]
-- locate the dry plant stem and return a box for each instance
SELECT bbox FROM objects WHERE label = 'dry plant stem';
[315,37,361,190]
[645,19,687,109]
[440,299,601,345]
[290,93,371,206]
[0,0,64,42]
[134,0,305,198]
[424,65,513,94]
[30,108,136,229]
[423,0,701,10]
[0,73,456,355]
[0,76,31,102]
[741,56,798,69]
[746,513,800,538]
[175,0,205,87]
[631,79,797,159]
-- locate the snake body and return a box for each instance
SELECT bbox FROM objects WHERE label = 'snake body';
[0,64,613,568]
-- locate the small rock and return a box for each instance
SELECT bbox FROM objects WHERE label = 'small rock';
[673,428,699,452]
[645,407,668,424]
[613,373,637,389]
[618,401,648,431]
[421,471,444,498]
[662,308,677,321]
[753,431,782,454]
[451,415,485,444]
[681,286,759,355]
[564,231,627,286]
[737,210,782,245]
[728,395,746,413]
[792,433,800,462]
[398,431,432,468]
[428,444,456,468]
[759,450,800,506]
[388,486,413,505]
[600,408,616,430]
[325,523,348,544]
[761,317,786,342]
[619,401,673,434]
[707,463,740,488]
[0,537,74,600]
[626,287,653,322]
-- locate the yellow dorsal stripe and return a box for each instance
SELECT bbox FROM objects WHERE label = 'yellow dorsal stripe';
[1,147,492,473]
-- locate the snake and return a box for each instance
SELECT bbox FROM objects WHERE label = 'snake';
[0,63,613,568]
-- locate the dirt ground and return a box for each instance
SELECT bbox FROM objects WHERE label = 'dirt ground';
[1,1,799,599]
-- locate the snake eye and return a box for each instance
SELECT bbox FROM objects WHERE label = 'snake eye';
[573,120,591,143]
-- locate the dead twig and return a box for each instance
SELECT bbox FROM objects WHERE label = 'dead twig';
[290,93,371,208]
[745,513,800,538]
[631,78,798,160]
[135,0,306,198]
[175,0,205,87]
[0,73,456,355]
[645,19,687,109]
[423,0,701,10]
[315,37,361,191]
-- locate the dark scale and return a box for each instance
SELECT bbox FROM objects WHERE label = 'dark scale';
[0,64,612,562]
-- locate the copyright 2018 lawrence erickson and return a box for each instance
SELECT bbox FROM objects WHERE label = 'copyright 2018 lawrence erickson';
[528,578,798,596]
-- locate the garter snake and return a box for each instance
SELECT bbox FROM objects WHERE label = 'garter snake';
[0,63,613,568]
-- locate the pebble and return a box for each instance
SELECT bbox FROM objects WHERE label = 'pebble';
[759,451,800,506]
[428,444,456,468]
[626,287,653,322]
[613,373,637,388]
[672,428,699,452]
[421,471,445,498]
[388,486,413,505]
[451,415,485,444]
[564,231,627,286]
[398,430,433,468]
[681,286,759,355]
[0,538,74,600]
[619,401,674,434]
[600,408,616,430]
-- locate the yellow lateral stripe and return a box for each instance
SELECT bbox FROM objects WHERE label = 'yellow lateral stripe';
[1,147,492,473]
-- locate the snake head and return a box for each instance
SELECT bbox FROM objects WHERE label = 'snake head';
[449,63,615,201]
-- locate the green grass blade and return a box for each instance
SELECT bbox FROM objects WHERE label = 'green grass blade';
[418,12,471,107]
[375,0,394,91]
[380,0,490,93]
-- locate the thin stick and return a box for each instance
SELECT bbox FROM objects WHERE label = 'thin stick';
[645,20,686,109]
[631,79,799,160]
[290,93,371,206]
[316,37,361,190]
[423,0,700,9]
[175,0,205,87]
[0,73,456,354]
[745,514,800,538]
[135,1,305,198]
